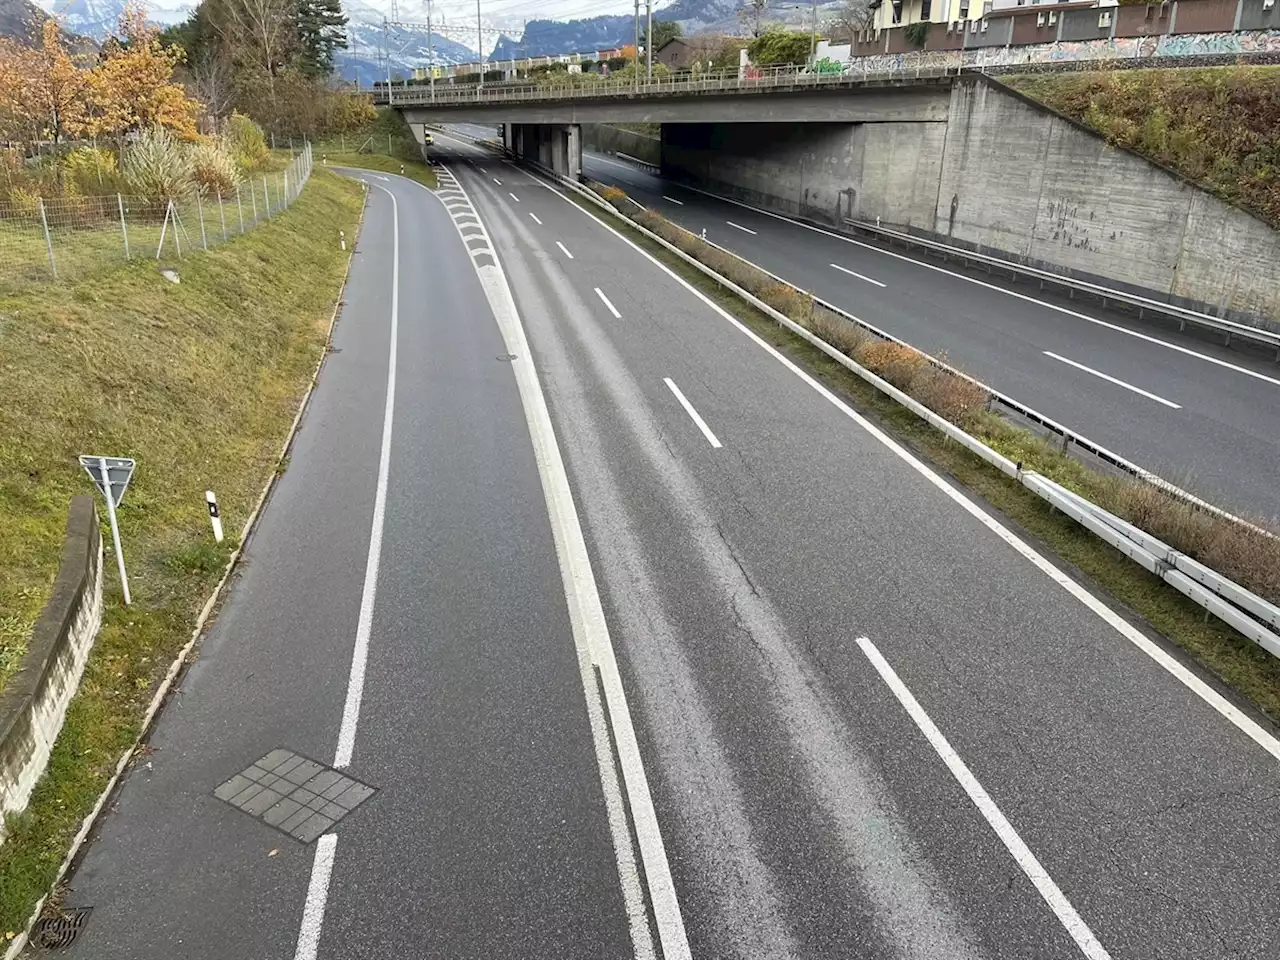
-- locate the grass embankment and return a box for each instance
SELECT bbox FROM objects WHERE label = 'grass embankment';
[1003,67,1280,228]
[584,182,1280,719]
[313,108,437,189]
[0,169,365,934]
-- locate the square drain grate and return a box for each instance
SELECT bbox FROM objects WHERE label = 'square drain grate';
[215,749,375,843]
[31,907,92,950]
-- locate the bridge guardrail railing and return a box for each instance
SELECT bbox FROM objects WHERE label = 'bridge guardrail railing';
[843,219,1280,357]
[374,62,961,107]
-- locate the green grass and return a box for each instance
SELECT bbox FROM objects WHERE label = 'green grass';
[319,151,437,190]
[1002,66,1280,228]
[560,183,1280,722]
[312,108,437,190]
[0,168,365,935]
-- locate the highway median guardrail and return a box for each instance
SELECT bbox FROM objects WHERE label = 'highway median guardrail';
[441,126,1280,664]
[843,219,1280,358]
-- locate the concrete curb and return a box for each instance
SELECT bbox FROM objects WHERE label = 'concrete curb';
[3,180,370,960]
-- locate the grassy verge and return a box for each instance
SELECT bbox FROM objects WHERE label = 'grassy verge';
[1002,66,1280,229]
[572,181,1280,721]
[312,108,437,190]
[319,152,437,190]
[0,169,365,935]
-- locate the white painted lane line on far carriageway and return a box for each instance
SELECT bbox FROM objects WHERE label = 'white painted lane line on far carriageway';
[1043,351,1182,409]
[831,263,887,288]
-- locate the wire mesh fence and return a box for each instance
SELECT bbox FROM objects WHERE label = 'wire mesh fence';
[0,143,313,291]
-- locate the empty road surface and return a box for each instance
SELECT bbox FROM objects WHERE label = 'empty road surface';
[55,136,1280,960]
[474,128,1280,528]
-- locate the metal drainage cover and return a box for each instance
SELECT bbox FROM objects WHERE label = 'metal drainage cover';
[214,749,375,844]
[31,908,92,950]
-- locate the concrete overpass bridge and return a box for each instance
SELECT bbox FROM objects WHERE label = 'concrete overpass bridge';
[380,63,958,179]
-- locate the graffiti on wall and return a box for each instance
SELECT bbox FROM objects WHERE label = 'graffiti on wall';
[825,29,1280,77]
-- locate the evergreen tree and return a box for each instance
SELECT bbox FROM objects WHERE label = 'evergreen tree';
[293,0,347,76]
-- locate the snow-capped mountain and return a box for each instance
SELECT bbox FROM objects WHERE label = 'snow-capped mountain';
[35,0,188,38]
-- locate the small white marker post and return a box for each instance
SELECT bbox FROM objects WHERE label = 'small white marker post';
[701,227,707,240]
[206,490,224,543]
[339,230,346,251]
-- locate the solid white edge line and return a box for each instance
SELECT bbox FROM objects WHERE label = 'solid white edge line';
[556,240,575,260]
[725,220,757,235]
[430,163,683,959]
[856,638,1112,960]
[293,834,338,960]
[529,212,543,225]
[535,172,1280,767]
[830,262,887,288]
[673,181,1280,389]
[333,182,398,770]
[509,192,521,203]
[594,286,622,318]
[293,181,400,960]
[663,378,723,448]
[662,195,684,205]
[1043,351,1182,409]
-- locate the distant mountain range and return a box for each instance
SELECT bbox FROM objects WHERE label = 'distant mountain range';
[1,0,95,50]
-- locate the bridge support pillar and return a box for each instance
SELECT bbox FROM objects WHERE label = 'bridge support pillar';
[547,124,582,181]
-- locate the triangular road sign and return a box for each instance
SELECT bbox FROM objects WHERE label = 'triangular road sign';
[79,455,136,508]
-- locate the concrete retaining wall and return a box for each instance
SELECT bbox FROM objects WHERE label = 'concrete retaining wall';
[581,124,660,166]
[0,497,103,840]
[660,75,1280,329]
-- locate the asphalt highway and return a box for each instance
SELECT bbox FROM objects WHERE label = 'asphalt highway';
[51,138,1280,960]
[506,132,1280,527]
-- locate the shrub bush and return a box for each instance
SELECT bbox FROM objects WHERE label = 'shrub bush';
[190,140,241,198]
[61,147,120,194]
[221,112,270,173]
[124,126,194,203]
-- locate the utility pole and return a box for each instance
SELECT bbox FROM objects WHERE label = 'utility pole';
[633,0,640,92]
[428,0,435,101]
[646,0,653,81]
[810,0,818,64]
[477,0,485,91]
[383,18,393,104]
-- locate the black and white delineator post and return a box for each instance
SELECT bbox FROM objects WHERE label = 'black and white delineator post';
[206,490,224,543]
[78,455,135,605]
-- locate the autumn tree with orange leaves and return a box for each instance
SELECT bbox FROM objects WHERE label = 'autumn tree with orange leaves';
[0,4,202,145]
[0,21,93,143]
[89,4,202,140]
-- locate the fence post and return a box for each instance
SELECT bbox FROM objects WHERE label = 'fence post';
[284,169,290,206]
[38,198,56,278]
[196,191,208,250]
[117,193,130,260]
[250,181,258,223]
[236,183,244,233]
[263,176,271,218]
[388,133,393,155]
[218,191,227,240]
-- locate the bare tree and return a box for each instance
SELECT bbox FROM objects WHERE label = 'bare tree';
[738,0,771,38]
[206,0,297,101]
[189,49,235,122]
[827,0,877,42]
